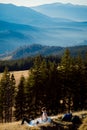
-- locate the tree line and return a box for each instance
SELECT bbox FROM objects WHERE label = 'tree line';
[0,55,60,72]
[0,49,87,123]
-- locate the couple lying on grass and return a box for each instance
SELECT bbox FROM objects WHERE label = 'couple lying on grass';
[21,107,51,126]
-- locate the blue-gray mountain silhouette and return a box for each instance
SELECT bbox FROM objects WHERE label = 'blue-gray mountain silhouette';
[0,3,87,55]
[32,3,87,21]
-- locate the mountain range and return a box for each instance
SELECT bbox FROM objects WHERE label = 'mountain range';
[0,3,87,56]
[32,3,87,21]
[1,44,87,60]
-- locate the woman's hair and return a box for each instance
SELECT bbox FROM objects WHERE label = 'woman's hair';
[41,107,46,112]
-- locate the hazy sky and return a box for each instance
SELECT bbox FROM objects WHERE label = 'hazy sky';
[0,0,87,7]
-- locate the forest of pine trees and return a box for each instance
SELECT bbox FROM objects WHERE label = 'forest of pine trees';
[0,49,87,123]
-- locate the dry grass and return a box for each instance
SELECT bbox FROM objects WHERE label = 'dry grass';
[0,70,29,86]
[0,121,70,130]
[78,117,87,130]
[0,121,40,130]
[0,69,87,130]
[73,110,87,117]
[0,110,87,130]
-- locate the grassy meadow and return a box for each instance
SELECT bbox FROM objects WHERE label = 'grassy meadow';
[0,111,87,130]
[0,121,40,130]
[79,117,87,130]
[0,70,87,129]
[0,70,29,86]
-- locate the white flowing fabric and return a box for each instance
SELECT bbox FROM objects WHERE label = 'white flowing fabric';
[27,117,51,126]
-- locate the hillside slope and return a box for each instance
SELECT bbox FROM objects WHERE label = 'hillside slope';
[3,44,87,60]
[0,20,87,55]
[32,3,87,21]
[0,3,87,54]
[0,111,87,130]
[0,20,45,53]
[0,70,29,86]
[0,3,53,27]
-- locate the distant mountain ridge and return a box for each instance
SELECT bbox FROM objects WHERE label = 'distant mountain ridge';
[1,44,87,60]
[0,3,53,27]
[12,44,63,59]
[0,20,41,53]
[0,3,87,55]
[32,2,87,21]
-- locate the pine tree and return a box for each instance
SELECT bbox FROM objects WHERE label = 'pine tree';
[10,74,16,121]
[25,58,48,117]
[14,75,26,121]
[0,67,15,122]
[58,49,74,112]
[45,61,60,114]
[25,58,61,116]
[0,82,3,122]
[73,54,86,110]
[25,68,43,117]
